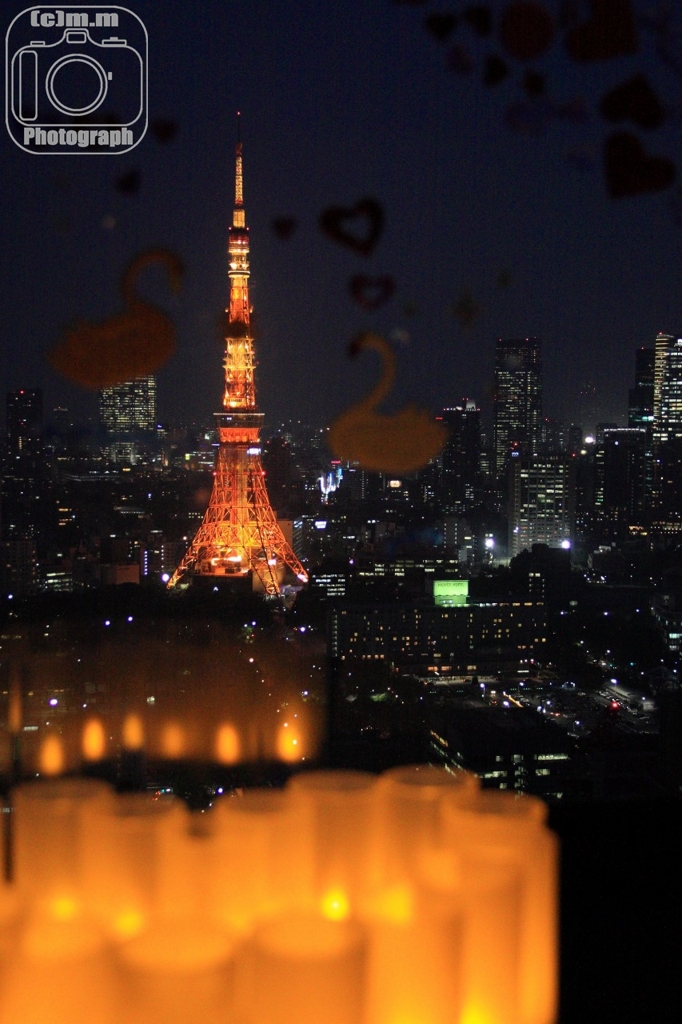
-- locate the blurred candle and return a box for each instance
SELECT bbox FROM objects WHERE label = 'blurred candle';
[460,853,522,1024]
[12,778,113,916]
[82,718,106,761]
[247,914,365,1024]
[0,915,118,1024]
[442,791,557,1024]
[117,919,236,1024]
[365,871,465,1024]
[287,770,377,919]
[155,802,208,923]
[376,764,478,889]
[208,790,311,933]
[82,792,186,939]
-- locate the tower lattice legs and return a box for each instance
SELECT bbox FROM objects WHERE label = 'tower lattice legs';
[168,443,306,594]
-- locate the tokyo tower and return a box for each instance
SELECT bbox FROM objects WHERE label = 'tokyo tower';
[167,120,308,596]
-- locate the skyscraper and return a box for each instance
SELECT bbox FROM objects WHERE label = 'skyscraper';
[628,347,655,429]
[439,401,481,514]
[6,388,43,463]
[493,338,542,479]
[656,338,682,442]
[100,375,156,433]
[652,337,682,517]
[99,375,157,463]
[1,389,46,541]
[508,453,575,558]
[653,332,675,443]
[598,427,649,524]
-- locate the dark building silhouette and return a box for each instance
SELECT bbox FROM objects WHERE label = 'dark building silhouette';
[598,427,650,528]
[439,401,481,514]
[565,424,584,456]
[492,338,542,479]
[628,347,655,429]
[653,336,682,517]
[1,389,47,542]
[262,435,294,514]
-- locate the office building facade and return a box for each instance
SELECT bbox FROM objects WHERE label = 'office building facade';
[508,453,575,558]
[439,401,482,514]
[99,376,157,464]
[493,338,542,479]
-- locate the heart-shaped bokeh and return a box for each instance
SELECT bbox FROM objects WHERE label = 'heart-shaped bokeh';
[271,217,297,240]
[320,198,384,255]
[600,75,664,130]
[604,132,675,198]
[566,0,637,61]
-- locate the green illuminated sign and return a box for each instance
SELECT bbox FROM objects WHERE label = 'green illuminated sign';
[433,579,468,606]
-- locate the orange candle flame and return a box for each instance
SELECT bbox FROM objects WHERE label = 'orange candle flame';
[122,712,144,751]
[40,734,64,776]
[161,722,184,758]
[321,888,350,921]
[8,669,22,734]
[215,723,240,764]
[276,722,303,762]
[82,719,106,761]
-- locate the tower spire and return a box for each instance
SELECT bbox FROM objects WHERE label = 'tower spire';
[234,112,244,218]
[225,117,253,408]
[233,111,244,216]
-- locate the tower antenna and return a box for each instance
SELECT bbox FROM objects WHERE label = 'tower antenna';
[234,112,243,209]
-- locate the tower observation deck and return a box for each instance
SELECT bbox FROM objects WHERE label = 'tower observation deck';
[167,118,308,596]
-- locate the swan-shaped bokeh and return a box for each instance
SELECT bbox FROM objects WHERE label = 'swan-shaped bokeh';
[329,332,448,474]
[49,248,183,389]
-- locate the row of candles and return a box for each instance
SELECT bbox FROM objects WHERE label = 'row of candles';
[0,765,557,1024]
[2,710,312,778]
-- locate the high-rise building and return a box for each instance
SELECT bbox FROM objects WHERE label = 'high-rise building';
[652,336,682,517]
[628,347,655,428]
[508,453,575,558]
[168,121,307,595]
[100,375,156,433]
[262,435,294,515]
[622,347,656,515]
[493,338,542,479]
[1,389,46,541]
[653,333,675,441]
[99,375,157,464]
[597,427,649,525]
[439,401,481,514]
[540,417,565,454]
[566,424,583,456]
[656,338,682,442]
[6,388,43,460]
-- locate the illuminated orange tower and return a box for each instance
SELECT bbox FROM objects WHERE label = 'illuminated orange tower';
[168,119,308,595]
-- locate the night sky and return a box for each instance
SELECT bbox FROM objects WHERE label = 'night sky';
[2,0,682,435]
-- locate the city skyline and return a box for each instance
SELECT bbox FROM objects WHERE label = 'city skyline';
[3,331,667,440]
[2,1,682,432]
